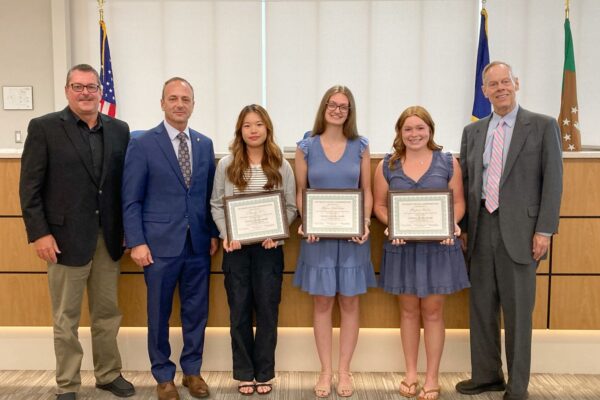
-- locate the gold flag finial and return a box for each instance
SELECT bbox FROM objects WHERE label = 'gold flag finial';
[482,0,487,9]
[98,0,105,22]
[565,0,570,19]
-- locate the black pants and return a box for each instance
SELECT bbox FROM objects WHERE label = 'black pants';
[223,243,284,382]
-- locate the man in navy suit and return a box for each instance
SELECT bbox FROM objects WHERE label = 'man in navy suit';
[122,77,219,400]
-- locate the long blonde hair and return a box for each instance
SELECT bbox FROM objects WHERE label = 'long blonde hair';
[227,104,283,191]
[389,105,442,169]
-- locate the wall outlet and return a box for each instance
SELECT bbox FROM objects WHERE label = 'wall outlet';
[15,130,22,143]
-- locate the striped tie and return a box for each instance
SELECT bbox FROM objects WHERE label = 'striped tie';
[485,121,505,213]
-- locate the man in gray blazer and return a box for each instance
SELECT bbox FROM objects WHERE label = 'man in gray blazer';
[456,61,562,400]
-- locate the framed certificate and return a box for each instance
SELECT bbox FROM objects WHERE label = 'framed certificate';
[224,190,289,244]
[302,189,364,238]
[388,189,454,241]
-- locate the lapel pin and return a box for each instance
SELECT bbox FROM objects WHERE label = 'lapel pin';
[196,138,200,142]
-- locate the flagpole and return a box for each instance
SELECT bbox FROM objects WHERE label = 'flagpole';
[98,0,105,22]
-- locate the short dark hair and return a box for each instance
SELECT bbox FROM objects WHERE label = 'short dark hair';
[65,64,101,87]
[162,77,194,99]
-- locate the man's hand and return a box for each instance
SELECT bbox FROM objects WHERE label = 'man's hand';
[210,238,219,256]
[131,244,154,267]
[34,234,61,263]
[459,232,468,253]
[532,233,550,261]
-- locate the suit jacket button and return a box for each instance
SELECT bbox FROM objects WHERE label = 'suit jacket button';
[98,190,103,195]
[95,210,99,214]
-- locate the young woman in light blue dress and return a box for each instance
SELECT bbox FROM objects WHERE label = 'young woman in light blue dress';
[294,85,376,398]
[373,106,469,400]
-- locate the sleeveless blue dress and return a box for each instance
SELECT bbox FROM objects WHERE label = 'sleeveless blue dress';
[293,135,377,296]
[379,151,470,298]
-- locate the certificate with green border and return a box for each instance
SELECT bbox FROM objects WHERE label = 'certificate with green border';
[302,189,364,238]
[388,189,454,241]
[224,190,289,244]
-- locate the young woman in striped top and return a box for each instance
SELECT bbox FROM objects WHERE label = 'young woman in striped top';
[210,104,297,395]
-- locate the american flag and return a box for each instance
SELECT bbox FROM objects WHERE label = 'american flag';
[99,20,117,117]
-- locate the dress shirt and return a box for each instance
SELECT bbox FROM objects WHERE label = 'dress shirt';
[68,108,104,181]
[482,104,519,200]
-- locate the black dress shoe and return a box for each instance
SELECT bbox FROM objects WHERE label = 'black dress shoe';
[96,374,136,397]
[455,379,506,395]
[56,393,76,400]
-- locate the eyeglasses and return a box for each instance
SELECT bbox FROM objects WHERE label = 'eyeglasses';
[70,83,101,93]
[326,102,350,113]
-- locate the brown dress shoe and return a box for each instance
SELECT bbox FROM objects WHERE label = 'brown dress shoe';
[157,381,180,400]
[182,375,209,398]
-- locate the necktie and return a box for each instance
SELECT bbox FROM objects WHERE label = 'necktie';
[485,121,505,213]
[177,132,191,188]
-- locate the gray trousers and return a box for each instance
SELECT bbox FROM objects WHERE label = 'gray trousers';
[47,233,123,393]
[469,206,537,397]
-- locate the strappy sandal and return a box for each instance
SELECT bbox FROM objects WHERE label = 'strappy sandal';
[237,382,256,396]
[399,380,419,398]
[418,387,441,400]
[255,382,272,395]
[336,371,354,397]
[314,372,332,398]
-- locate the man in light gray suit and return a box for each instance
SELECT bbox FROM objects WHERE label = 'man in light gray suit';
[456,61,562,400]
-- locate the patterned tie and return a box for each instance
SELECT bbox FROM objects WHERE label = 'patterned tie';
[177,132,191,188]
[485,120,505,213]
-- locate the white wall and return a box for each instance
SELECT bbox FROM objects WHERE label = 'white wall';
[1,0,599,153]
[0,0,54,150]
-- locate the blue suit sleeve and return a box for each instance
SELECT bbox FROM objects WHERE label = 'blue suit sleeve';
[122,138,148,248]
[206,141,220,238]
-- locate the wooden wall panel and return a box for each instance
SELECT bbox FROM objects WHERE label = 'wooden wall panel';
[0,159,21,215]
[1,157,597,330]
[533,276,549,329]
[561,159,600,216]
[552,218,600,274]
[538,257,549,274]
[550,276,600,329]
[0,218,46,271]
[0,274,53,325]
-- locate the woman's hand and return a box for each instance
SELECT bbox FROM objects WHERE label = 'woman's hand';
[351,222,370,245]
[262,238,279,249]
[384,227,406,246]
[298,224,319,243]
[223,238,242,253]
[440,223,461,246]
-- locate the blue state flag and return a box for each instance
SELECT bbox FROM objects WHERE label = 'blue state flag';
[471,8,491,121]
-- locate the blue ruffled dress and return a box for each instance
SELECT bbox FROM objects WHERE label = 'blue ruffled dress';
[379,151,470,298]
[293,135,377,296]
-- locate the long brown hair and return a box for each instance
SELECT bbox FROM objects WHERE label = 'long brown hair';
[311,85,359,139]
[227,104,283,191]
[389,105,442,169]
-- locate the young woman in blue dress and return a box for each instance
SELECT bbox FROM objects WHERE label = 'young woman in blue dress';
[294,86,376,398]
[210,104,297,395]
[373,106,469,400]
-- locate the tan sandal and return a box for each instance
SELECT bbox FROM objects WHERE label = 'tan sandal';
[399,380,419,397]
[314,372,332,398]
[336,371,354,397]
[418,387,440,400]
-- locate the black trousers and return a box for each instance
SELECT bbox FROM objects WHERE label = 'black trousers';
[222,243,284,382]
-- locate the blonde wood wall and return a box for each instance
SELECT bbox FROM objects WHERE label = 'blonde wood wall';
[1,157,598,329]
